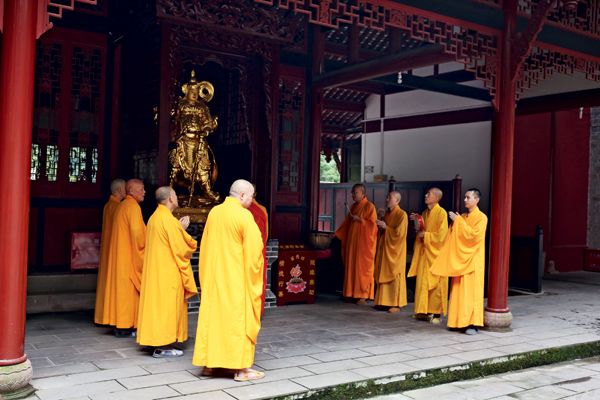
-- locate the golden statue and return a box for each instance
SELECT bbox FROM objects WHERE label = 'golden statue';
[169,70,220,205]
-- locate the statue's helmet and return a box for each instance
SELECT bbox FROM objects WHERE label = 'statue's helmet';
[182,70,214,103]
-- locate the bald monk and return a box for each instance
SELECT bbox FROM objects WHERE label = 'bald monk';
[94,179,126,325]
[374,191,408,313]
[407,187,449,324]
[335,183,378,304]
[248,188,269,315]
[137,187,197,357]
[104,179,146,336]
[431,188,488,335]
[193,179,265,382]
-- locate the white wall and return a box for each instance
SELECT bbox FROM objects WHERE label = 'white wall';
[362,121,492,212]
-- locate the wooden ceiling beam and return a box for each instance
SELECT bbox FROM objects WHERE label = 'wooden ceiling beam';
[314,44,453,90]
[375,74,492,101]
[323,99,365,113]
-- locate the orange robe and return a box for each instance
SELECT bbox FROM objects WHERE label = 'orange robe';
[94,195,121,325]
[193,197,264,369]
[374,205,408,308]
[335,197,378,299]
[407,203,449,315]
[137,204,198,346]
[248,199,269,314]
[431,207,488,328]
[104,195,146,329]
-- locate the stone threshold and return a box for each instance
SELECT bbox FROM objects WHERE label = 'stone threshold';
[272,340,600,400]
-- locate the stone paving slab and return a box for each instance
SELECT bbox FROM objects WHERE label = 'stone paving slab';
[373,356,600,399]
[18,277,600,400]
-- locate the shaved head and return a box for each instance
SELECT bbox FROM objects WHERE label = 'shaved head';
[389,191,401,203]
[126,179,144,194]
[110,179,126,195]
[430,187,443,201]
[126,179,145,203]
[155,186,174,204]
[230,179,255,208]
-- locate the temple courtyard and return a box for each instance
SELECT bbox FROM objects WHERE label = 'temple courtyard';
[21,272,600,400]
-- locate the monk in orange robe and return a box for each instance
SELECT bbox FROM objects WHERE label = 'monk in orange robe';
[248,192,269,315]
[407,187,448,324]
[137,187,197,357]
[374,191,408,312]
[104,179,146,336]
[94,179,126,325]
[431,188,488,335]
[335,183,378,304]
[193,179,265,381]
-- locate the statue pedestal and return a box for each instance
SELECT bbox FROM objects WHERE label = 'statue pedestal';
[174,195,218,225]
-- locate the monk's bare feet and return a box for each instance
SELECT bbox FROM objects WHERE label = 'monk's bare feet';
[201,367,213,377]
[234,368,265,381]
[387,307,401,313]
[356,298,367,305]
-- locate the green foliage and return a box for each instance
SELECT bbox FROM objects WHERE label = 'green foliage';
[320,152,341,183]
[272,341,600,400]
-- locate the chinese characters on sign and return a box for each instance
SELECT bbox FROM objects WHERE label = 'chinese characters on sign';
[277,245,316,306]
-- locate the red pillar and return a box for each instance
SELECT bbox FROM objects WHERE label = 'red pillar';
[485,0,516,327]
[0,0,38,366]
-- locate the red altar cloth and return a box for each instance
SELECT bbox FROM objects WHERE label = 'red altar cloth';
[276,244,331,306]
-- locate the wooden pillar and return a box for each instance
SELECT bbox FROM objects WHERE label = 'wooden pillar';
[309,26,325,231]
[452,174,462,212]
[484,0,517,329]
[0,0,37,396]
[158,22,172,186]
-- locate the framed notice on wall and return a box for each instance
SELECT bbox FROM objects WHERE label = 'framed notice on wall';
[71,232,101,271]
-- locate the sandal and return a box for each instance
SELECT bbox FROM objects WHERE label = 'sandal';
[201,367,213,377]
[234,368,265,382]
[152,348,184,358]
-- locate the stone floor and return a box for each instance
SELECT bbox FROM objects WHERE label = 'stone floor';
[21,274,600,400]
[372,356,600,399]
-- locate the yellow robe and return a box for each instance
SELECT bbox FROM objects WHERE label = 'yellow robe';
[137,204,198,346]
[94,195,121,325]
[407,203,449,315]
[104,195,146,329]
[335,197,378,299]
[374,205,408,308]
[431,207,488,328]
[193,197,264,369]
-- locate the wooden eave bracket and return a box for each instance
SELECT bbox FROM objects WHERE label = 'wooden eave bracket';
[510,0,557,80]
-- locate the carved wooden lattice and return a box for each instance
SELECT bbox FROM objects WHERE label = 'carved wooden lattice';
[168,25,274,139]
[36,0,98,38]
[277,75,304,194]
[518,47,600,94]
[256,0,498,95]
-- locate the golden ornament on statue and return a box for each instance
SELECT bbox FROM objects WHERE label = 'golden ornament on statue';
[169,70,220,210]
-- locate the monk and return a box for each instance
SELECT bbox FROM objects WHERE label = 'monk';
[104,179,146,336]
[137,187,197,357]
[94,179,126,325]
[407,187,449,324]
[193,179,265,381]
[248,188,269,315]
[431,188,488,335]
[374,191,408,313]
[335,183,378,304]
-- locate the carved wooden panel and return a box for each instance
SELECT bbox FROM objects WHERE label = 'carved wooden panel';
[275,66,305,203]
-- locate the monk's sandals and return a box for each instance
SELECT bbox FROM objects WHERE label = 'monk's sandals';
[153,348,184,358]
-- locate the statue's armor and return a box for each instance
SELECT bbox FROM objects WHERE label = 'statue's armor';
[169,94,219,202]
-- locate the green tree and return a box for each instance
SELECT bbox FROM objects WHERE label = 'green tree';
[320,152,340,183]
